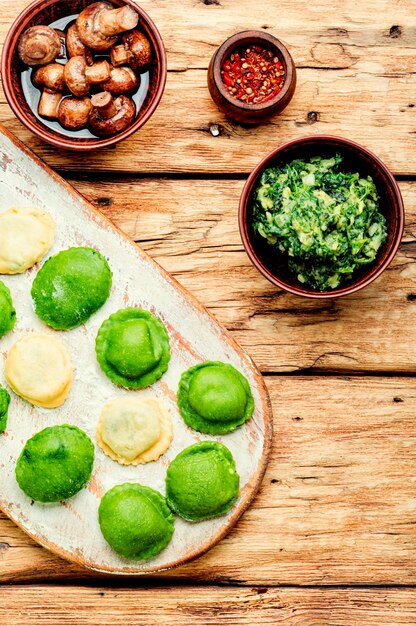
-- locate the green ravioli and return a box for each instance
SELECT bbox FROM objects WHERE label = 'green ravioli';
[166,441,240,521]
[15,425,94,502]
[99,483,174,560]
[0,386,11,434]
[31,247,112,330]
[96,308,170,389]
[0,281,16,338]
[178,361,254,435]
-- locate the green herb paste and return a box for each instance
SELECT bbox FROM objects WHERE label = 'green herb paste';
[253,154,387,290]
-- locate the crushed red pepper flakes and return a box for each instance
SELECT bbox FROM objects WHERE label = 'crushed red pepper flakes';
[221,45,286,104]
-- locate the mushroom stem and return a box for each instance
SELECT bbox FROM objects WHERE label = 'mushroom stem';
[110,45,129,67]
[89,93,136,137]
[85,60,111,84]
[64,57,111,97]
[97,6,139,37]
[33,63,66,118]
[38,91,62,119]
[90,91,118,118]
[110,30,152,70]
[101,66,139,96]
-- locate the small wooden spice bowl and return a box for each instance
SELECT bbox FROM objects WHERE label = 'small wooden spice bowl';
[239,136,405,299]
[1,0,167,151]
[207,30,296,124]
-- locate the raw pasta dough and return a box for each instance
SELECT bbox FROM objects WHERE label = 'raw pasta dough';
[0,207,55,274]
[97,396,173,465]
[99,483,174,560]
[5,333,73,408]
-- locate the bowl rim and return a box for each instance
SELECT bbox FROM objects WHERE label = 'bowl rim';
[211,30,295,112]
[239,135,405,299]
[0,0,167,151]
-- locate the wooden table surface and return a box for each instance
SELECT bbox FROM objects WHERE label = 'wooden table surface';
[1,0,416,623]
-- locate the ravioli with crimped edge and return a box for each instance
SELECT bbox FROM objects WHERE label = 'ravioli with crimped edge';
[177,361,254,435]
[0,207,55,274]
[95,307,170,389]
[97,396,173,465]
[166,441,240,522]
[5,333,73,408]
[99,483,174,560]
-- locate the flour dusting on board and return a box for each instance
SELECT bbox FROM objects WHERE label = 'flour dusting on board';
[0,128,271,574]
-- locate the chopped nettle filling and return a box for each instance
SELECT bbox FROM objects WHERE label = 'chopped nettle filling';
[253,153,387,291]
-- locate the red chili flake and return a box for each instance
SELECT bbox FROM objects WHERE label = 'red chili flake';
[220,44,286,105]
[223,72,234,87]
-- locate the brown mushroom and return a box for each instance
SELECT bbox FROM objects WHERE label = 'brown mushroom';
[18,25,61,66]
[32,63,66,118]
[101,66,139,95]
[76,1,139,51]
[58,96,92,130]
[66,24,93,65]
[111,30,151,70]
[89,91,135,137]
[64,56,111,97]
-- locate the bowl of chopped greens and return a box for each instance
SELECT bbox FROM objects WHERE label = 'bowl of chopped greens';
[239,136,404,298]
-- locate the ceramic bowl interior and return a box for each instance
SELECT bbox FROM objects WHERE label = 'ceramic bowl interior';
[239,136,405,298]
[1,0,167,150]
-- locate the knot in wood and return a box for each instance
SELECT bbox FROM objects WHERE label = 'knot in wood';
[389,25,402,38]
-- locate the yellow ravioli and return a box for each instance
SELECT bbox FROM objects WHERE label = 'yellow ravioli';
[97,396,173,465]
[0,207,55,274]
[5,333,73,408]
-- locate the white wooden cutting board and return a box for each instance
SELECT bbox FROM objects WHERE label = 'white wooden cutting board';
[0,125,272,574]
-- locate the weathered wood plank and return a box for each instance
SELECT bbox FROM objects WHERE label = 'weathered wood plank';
[70,177,416,374]
[0,0,415,174]
[1,586,416,625]
[2,377,416,585]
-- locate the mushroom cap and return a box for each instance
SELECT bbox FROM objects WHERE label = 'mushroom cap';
[76,2,119,51]
[18,25,61,66]
[64,56,89,97]
[58,97,92,130]
[123,30,152,69]
[101,66,139,95]
[66,24,93,65]
[89,94,135,137]
[33,63,66,92]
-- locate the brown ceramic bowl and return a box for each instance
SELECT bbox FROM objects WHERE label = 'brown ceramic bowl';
[239,136,405,299]
[1,0,167,150]
[207,30,296,124]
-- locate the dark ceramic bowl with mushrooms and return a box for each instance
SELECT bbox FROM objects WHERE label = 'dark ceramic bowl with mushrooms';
[208,30,296,124]
[1,0,167,150]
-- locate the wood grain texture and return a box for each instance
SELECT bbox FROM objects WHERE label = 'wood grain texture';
[69,176,416,374]
[0,5,415,622]
[0,0,415,173]
[2,376,416,585]
[2,586,416,625]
